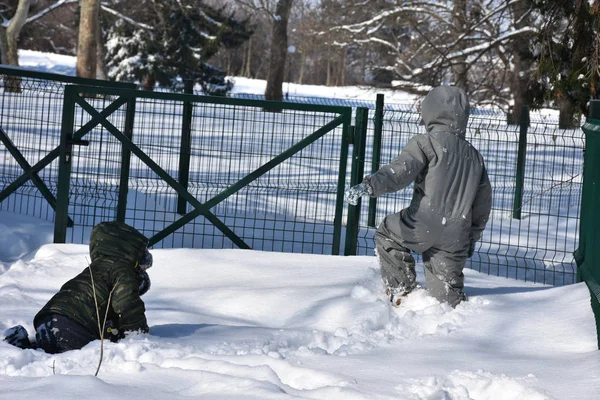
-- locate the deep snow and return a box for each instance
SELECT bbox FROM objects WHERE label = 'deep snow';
[1,210,599,400]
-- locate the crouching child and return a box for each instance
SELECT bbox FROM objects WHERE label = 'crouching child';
[3,221,153,353]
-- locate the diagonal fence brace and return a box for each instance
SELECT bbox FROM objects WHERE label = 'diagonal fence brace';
[151,114,349,245]
[0,96,128,203]
[0,126,75,227]
[72,93,250,249]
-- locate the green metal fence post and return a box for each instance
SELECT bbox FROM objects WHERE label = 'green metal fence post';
[54,86,77,243]
[333,111,353,255]
[575,102,600,279]
[177,98,193,215]
[368,94,384,227]
[512,105,530,220]
[578,100,600,349]
[117,96,136,222]
[344,107,369,256]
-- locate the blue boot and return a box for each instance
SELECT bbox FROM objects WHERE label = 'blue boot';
[3,325,33,349]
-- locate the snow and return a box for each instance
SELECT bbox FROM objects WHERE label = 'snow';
[230,76,418,105]
[18,50,77,76]
[16,49,418,105]
[0,210,598,400]
[1,50,598,400]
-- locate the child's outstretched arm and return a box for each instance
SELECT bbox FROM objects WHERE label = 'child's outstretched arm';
[364,136,428,197]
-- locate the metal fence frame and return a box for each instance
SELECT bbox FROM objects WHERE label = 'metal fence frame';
[577,101,600,349]
[54,84,356,254]
[0,66,359,256]
[0,66,134,223]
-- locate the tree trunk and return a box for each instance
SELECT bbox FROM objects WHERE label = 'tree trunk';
[0,27,20,93]
[5,0,30,66]
[243,38,252,77]
[559,97,576,129]
[76,0,100,79]
[265,0,293,102]
[298,49,305,84]
[341,49,346,86]
[95,17,107,80]
[326,41,331,86]
[451,0,468,93]
[2,0,31,92]
[141,74,156,91]
[571,0,591,116]
[184,79,194,95]
[362,47,367,85]
[0,27,8,65]
[556,0,589,129]
[508,1,533,125]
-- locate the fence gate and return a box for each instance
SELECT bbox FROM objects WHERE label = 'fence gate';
[54,84,357,255]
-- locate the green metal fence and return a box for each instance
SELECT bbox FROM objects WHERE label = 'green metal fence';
[0,66,584,287]
[0,67,356,254]
[577,101,600,349]
[234,91,583,285]
[0,66,134,223]
[234,93,583,287]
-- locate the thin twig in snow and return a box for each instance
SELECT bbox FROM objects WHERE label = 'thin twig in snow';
[509,174,581,218]
[88,260,119,377]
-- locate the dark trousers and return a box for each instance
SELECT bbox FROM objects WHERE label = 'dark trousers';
[35,314,96,354]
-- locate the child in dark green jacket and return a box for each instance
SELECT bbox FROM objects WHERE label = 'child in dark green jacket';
[3,221,153,354]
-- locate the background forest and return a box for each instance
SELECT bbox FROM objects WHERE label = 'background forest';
[1,0,600,127]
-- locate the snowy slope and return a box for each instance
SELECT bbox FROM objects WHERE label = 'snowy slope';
[0,211,598,400]
[16,49,417,104]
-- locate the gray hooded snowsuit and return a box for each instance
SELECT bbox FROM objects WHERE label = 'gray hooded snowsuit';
[363,86,492,307]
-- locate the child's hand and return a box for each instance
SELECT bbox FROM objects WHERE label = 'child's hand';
[345,183,370,205]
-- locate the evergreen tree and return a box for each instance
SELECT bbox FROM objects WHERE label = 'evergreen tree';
[531,0,600,127]
[106,0,251,95]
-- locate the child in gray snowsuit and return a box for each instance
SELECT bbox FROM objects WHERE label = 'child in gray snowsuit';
[345,86,492,307]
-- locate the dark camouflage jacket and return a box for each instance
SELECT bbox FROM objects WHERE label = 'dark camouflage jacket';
[34,221,150,339]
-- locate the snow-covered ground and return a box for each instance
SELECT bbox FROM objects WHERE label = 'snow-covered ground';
[231,75,419,105]
[17,49,418,104]
[1,50,598,399]
[1,210,598,400]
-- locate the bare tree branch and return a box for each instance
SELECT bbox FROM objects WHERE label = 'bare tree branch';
[25,0,78,25]
[322,4,450,36]
[232,0,275,20]
[100,5,154,30]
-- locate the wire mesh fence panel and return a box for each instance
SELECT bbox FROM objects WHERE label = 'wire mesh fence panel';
[0,68,134,225]
[354,107,424,261]
[58,88,351,254]
[0,77,64,221]
[64,95,132,242]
